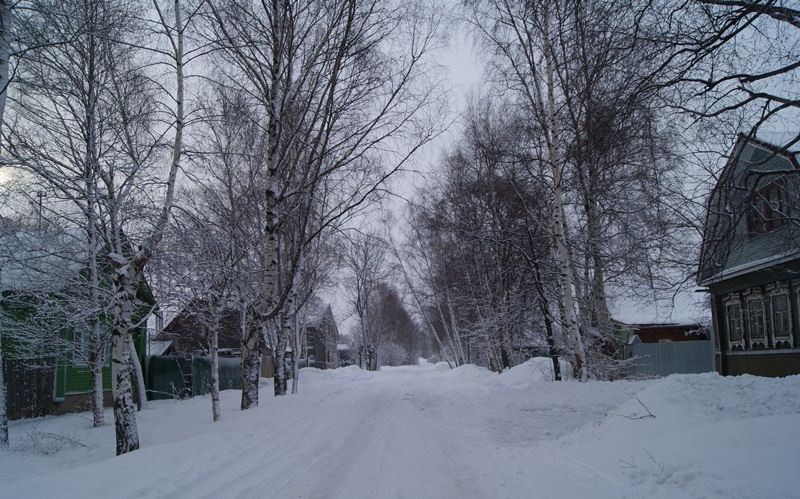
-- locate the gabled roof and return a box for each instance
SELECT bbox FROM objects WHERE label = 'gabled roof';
[0,229,86,293]
[155,303,242,355]
[697,134,800,286]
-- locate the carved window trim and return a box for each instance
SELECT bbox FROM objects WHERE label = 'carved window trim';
[723,294,745,351]
[744,290,767,349]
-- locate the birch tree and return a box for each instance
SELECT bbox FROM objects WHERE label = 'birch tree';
[206,0,445,405]
[0,0,8,447]
[4,0,139,431]
[407,97,561,374]
[344,232,389,371]
[0,327,5,448]
[157,85,268,421]
[466,0,588,379]
[5,0,190,455]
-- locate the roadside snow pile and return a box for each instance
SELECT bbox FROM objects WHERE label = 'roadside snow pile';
[547,372,800,499]
[497,357,569,386]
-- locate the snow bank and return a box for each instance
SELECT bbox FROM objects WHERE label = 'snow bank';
[548,372,800,498]
[497,357,570,386]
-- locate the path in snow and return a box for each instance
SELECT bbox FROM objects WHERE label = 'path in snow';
[1,362,642,499]
[154,365,631,499]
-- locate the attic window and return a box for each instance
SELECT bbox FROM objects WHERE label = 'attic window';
[745,180,790,235]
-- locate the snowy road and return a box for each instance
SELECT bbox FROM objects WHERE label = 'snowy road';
[3,361,799,498]
[2,363,631,498]
[162,365,624,499]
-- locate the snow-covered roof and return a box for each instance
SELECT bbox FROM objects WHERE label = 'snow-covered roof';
[0,229,87,293]
[753,130,800,152]
[148,340,173,356]
[698,249,800,287]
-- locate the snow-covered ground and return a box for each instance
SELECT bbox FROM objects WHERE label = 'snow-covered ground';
[2,359,799,498]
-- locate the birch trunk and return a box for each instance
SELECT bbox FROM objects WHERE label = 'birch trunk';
[577,159,612,334]
[89,326,105,425]
[127,335,146,410]
[0,2,9,443]
[209,306,220,421]
[240,319,260,410]
[110,266,141,455]
[290,305,299,394]
[532,257,562,381]
[542,4,587,381]
[445,290,467,366]
[107,0,184,453]
[273,331,288,396]
[242,174,279,408]
[87,216,105,426]
[0,332,8,448]
[0,51,10,474]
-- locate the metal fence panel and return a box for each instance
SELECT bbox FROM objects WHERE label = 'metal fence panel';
[191,356,241,395]
[146,355,241,400]
[145,355,187,400]
[627,340,714,378]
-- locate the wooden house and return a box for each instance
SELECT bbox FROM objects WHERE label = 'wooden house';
[698,135,800,377]
[624,323,709,344]
[302,305,340,369]
[153,304,243,357]
[0,229,153,419]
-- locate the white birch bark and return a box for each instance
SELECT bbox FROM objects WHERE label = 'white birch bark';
[127,335,147,411]
[86,133,105,427]
[0,332,8,448]
[89,318,105,425]
[209,298,221,421]
[291,311,299,394]
[110,264,141,455]
[107,0,185,453]
[542,7,587,381]
[290,250,304,394]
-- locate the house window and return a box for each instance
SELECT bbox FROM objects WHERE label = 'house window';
[72,327,90,366]
[73,327,110,367]
[746,180,790,236]
[747,298,767,344]
[726,302,743,343]
[772,294,791,340]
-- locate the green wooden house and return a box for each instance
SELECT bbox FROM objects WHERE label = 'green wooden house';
[0,229,155,419]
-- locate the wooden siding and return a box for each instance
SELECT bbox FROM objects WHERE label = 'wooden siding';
[708,262,800,377]
[723,351,800,377]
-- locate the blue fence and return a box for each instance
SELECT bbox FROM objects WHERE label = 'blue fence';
[627,340,714,377]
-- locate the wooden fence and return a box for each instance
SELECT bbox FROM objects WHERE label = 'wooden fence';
[2,358,55,420]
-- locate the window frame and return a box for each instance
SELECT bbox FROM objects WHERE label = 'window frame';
[724,297,744,348]
[72,326,90,367]
[746,296,767,346]
[745,179,790,236]
[770,292,792,342]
